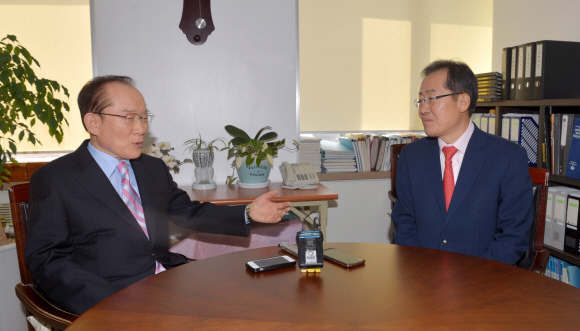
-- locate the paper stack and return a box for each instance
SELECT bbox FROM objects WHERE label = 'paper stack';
[320,140,357,173]
[299,134,322,172]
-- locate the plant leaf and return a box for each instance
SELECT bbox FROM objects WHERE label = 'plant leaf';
[225,125,251,142]
[258,131,278,142]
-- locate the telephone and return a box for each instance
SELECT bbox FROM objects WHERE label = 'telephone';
[279,162,319,190]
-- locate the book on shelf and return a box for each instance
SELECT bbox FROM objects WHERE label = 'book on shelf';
[566,116,580,179]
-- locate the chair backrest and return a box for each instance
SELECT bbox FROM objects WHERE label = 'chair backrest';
[517,167,550,273]
[9,182,33,285]
[388,144,407,207]
[9,182,79,330]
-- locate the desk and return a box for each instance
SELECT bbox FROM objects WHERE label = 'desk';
[69,243,580,330]
[174,182,337,242]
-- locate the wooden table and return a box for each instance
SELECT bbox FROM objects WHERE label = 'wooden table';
[68,243,580,330]
[179,182,338,238]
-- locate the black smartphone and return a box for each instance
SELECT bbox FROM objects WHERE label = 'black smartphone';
[323,248,365,268]
[246,255,296,273]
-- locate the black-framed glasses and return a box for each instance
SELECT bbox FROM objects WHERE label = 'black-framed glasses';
[413,92,462,109]
[99,112,154,124]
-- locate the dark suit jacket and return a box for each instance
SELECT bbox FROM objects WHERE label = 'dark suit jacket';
[392,126,533,265]
[25,140,250,315]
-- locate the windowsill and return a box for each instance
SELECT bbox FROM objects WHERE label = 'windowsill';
[10,152,70,164]
[317,172,390,181]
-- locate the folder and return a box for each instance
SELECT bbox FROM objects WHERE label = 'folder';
[533,40,580,100]
[552,187,578,250]
[562,114,576,177]
[546,186,558,219]
[565,193,580,254]
[509,46,518,100]
[544,218,553,247]
[508,114,539,167]
[501,115,511,139]
[502,47,511,100]
[471,113,482,129]
[488,114,496,135]
[514,45,525,100]
[566,115,580,180]
[480,115,489,133]
[521,42,536,100]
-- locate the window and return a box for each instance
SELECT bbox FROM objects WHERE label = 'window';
[0,0,92,153]
[299,0,493,133]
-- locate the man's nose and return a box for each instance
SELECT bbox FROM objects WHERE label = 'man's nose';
[133,120,148,134]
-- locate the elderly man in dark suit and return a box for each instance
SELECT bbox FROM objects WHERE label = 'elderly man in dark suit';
[25,76,291,315]
[391,60,533,265]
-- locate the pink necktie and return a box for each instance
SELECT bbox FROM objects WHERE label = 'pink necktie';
[442,146,459,211]
[117,161,166,274]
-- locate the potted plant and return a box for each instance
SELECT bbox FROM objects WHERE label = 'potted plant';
[223,125,298,186]
[183,135,225,190]
[0,35,70,184]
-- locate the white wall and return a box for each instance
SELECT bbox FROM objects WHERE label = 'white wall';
[0,244,28,331]
[492,0,580,72]
[90,0,298,186]
[323,179,392,244]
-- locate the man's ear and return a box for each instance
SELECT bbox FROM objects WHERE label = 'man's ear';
[458,93,470,113]
[84,113,100,136]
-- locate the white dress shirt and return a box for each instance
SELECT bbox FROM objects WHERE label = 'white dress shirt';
[438,121,475,184]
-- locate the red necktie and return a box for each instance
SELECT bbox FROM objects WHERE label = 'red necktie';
[117,161,166,274]
[442,146,458,211]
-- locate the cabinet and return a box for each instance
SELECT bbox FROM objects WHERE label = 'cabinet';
[476,99,580,266]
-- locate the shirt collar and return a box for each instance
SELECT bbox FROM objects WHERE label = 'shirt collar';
[87,141,131,179]
[438,120,474,155]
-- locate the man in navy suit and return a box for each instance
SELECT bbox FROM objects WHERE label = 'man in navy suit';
[25,76,291,315]
[391,60,533,265]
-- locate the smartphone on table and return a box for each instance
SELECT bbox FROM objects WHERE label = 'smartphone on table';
[246,255,296,273]
[278,242,365,268]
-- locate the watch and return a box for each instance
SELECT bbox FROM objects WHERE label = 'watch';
[245,204,253,222]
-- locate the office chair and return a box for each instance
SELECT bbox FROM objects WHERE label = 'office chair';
[387,144,407,208]
[516,167,550,274]
[9,183,78,331]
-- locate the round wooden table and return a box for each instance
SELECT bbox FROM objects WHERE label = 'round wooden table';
[68,243,580,330]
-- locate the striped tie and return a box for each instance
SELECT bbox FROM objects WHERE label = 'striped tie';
[117,161,166,274]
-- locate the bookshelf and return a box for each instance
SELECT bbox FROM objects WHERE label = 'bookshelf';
[317,171,390,181]
[476,98,580,266]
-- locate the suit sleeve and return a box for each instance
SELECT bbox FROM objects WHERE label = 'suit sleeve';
[391,149,419,246]
[25,171,117,315]
[162,166,251,237]
[478,146,533,264]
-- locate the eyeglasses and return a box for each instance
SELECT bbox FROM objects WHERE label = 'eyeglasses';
[99,112,154,124]
[413,92,462,109]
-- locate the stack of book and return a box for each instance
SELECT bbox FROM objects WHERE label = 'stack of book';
[320,140,357,173]
[299,134,322,172]
[476,72,502,102]
[338,133,423,172]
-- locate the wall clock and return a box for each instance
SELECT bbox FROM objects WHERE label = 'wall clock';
[179,0,214,45]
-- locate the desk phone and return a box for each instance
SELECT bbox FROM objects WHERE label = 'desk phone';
[280,162,319,189]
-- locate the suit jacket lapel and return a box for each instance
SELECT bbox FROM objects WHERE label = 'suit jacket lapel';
[425,139,448,219]
[443,126,487,224]
[74,141,150,239]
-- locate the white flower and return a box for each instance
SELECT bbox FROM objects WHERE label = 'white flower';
[159,142,171,151]
[144,145,162,158]
[162,154,177,168]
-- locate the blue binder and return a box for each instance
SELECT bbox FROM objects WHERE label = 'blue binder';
[566,116,580,180]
